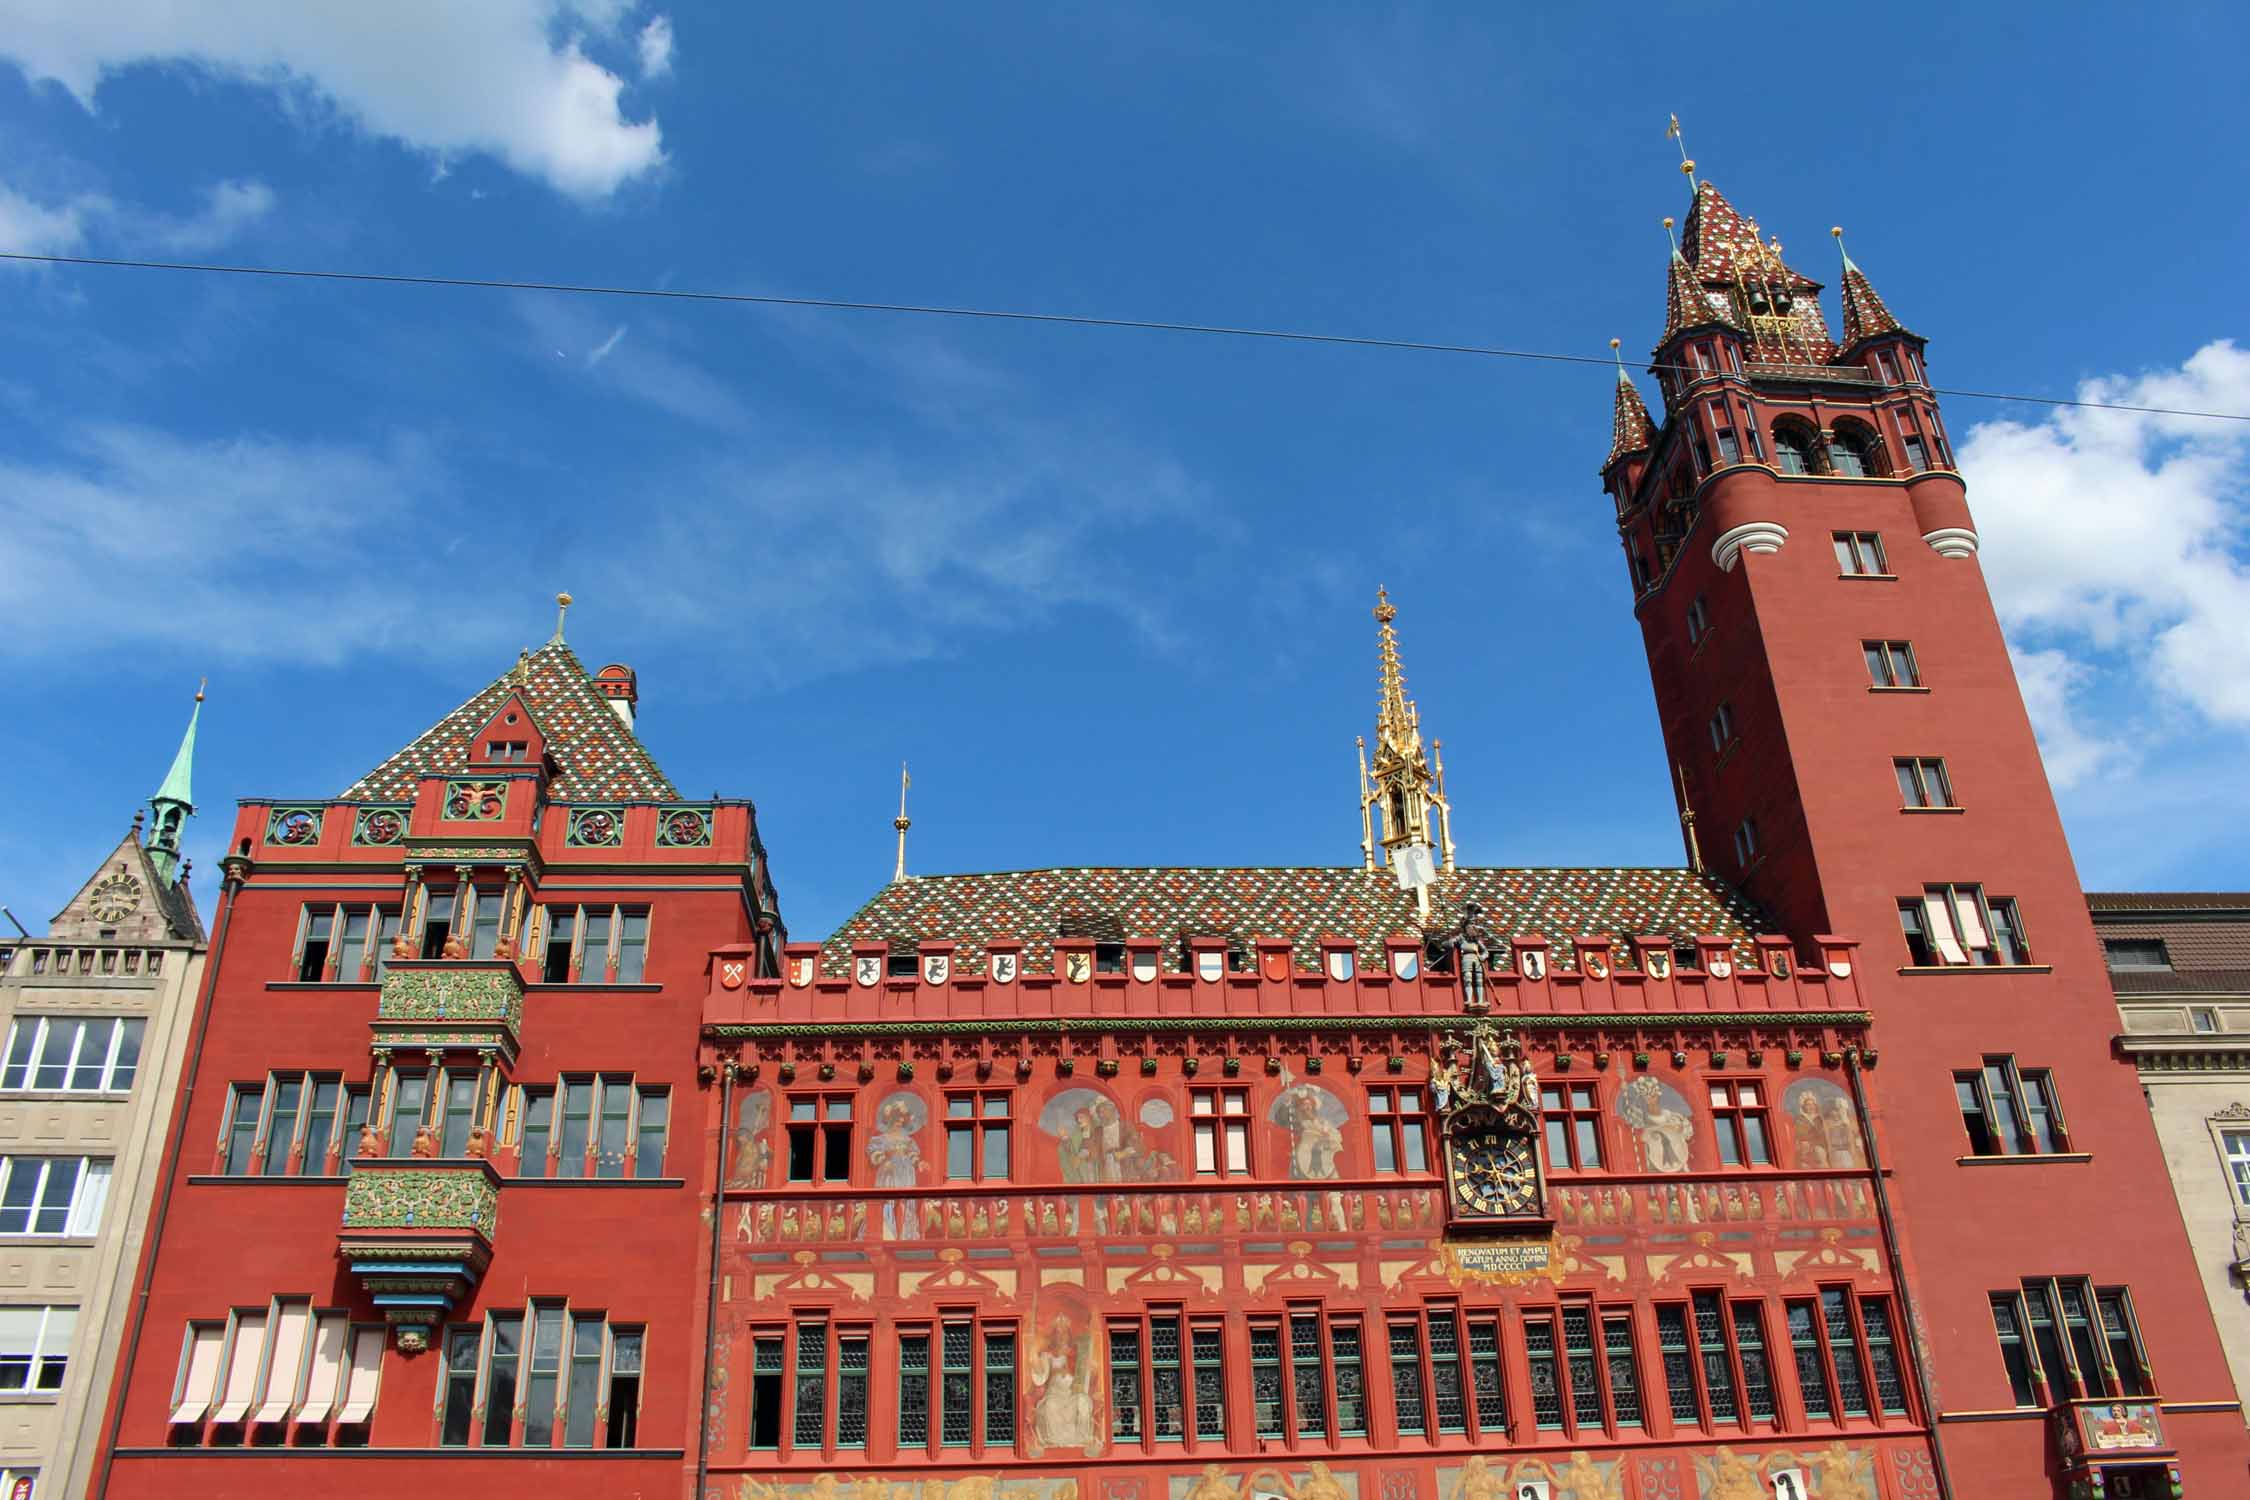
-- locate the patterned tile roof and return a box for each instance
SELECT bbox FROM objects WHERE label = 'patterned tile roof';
[341,642,678,803]
[1837,251,1908,348]
[1671,181,1836,363]
[1605,372,1657,470]
[1661,248,1733,346]
[822,865,1769,976]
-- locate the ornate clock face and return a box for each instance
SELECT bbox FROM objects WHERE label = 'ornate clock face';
[88,872,142,924]
[1448,1108,1541,1219]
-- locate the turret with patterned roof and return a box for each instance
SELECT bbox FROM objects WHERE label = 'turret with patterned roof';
[1832,226,1916,353]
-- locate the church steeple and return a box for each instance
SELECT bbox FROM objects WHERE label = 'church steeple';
[147,681,202,888]
[1357,590,1455,915]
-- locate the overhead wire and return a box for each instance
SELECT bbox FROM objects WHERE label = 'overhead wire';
[2,249,2243,424]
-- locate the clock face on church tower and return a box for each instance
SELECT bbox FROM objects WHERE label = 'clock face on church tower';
[88,872,142,924]
[1444,1106,1544,1222]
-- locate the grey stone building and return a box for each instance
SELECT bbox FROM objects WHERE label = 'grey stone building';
[0,691,208,1496]
[2095,892,2250,1425]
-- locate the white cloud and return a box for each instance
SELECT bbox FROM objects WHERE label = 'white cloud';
[637,16,674,80]
[0,175,274,262]
[0,1,667,199]
[0,180,96,256]
[1961,339,2250,785]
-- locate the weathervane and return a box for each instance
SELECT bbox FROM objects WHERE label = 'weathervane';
[893,762,912,882]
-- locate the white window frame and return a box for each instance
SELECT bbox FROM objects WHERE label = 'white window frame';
[0,1304,77,1395]
[0,1016,145,1094]
[0,1157,110,1238]
[527,903,655,985]
[2213,1120,2250,1216]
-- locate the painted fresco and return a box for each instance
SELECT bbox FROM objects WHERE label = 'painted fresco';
[1781,1079,1867,1169]
[732,1478,1077,1500]
[870,1090,928,1239]
[1439,1452,1621,1500]
[729,1087,775,1187]
[1616,1077,1695,1173]
[1269,1081,1347,1181]
[1691,1443,1877,1500]
[1169,1464,1358,1500]
[1023,1283,1105,1458]
[1041,1086,1179,1183]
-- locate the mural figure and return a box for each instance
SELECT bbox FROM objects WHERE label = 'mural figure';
[1617,1077,1694,1173]
[1043,1088,1176,1183]
[1273,1084,1347,1180]
[729,1088,774,1188]
[1554,1452,1617,1500]
[1024,1291,1104,1457]
[1783,1080,1867,1169]
[868,1092,926,1240]
[1806,1441,1875,1500]
[1183,1467,1236,1500]
[1445,1457,1504,1500]
[1298,1463,1349,1500]
[1694,1448,1763,1500]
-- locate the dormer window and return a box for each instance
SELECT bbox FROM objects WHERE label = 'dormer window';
[1094,942,1126,975]
[485,740,529,762]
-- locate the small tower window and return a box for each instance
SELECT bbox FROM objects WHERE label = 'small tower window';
[1829,421,1887,478]
[1771,419,1821,476]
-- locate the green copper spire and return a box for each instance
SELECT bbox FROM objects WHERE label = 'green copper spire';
[147,680,203,887]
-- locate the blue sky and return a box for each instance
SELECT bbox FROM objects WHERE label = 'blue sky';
[2,3,2246,941]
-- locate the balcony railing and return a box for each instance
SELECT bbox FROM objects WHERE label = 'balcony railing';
[371,959,522,1062]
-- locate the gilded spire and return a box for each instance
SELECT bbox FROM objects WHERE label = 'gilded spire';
[1832,226,1908,349]
[147,679,203,887]
[1605,337,1656,470]
[892,762,912,882]
[1358,590,1455,903]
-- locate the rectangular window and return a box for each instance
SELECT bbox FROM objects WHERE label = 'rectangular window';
[1602,1313,1643,1427]
[0,1305,75,1393]
[1389,1321,1428,1436]
[1895,757,1956,808]
[483,1314,522,1446]
[1148,1316,1185,1441]
[944,1092,1012,1182]
[1902,434,1929,472]
[556,1078,594,1178]
[521,1304,565,1447]
[1732,1302,1775,1420]
[786,1096,854,1184]
[1906,884,2031,966]
[1540,1083,1605,1169]
[1821,1288,1872,1417]
[940,1321,974,1446]
[1861,1298,1909,1416]
[1833,531,1888,575]
[636,1088,670,1177]
[225,1086,264,1174]
[1367,1087,1431,1175]
[2224,1130,2250,1209]
[298,908,334,980]
[1427,1310,1467,1433]
[1789,1300,1834,1418]
[467,888,504,961]
[420,889,455,960]
[1657,1306,1697,1424]
[302,1079,342,1176]
[982,1330,1013,1449]
[519,1089,554,1177]
[564,1316,604,1447]
[340,1087,371,1173]
[1190,1088,1251,1177]
[1954,1058,2068,1155]
[1524,1314,1562,1430]
[1686,595,1711,645]
[750,1333,785,1449]
[1709,1081,1771,1166]
[835,1331,868,1449]
[1707,702,1735,754]
[1110,1326,1143,1442]
[1732,819,1760,869]
[596,1073,633,1178]
[896,1332,928,1448]
[1190,1325,1224,1441]
[1250,1323,1284,1439]
[2102,938,2171,971]
[387,1070,430,1158]
[439,1071,478,1159]
[1693,1292,1741,1422]
[1864,640,1921,688]
[441,1325,480,1445]
[533,903,650,984]
[1466,1313,1506,1437]
[264,1076,304,1177]
[795,1320,829,1449]
[3,1017,148,1094]
[1331,1317,1365,1437]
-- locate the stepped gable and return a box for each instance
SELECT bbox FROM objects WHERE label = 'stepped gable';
[341,641,678,803]
[822,864,1768,977]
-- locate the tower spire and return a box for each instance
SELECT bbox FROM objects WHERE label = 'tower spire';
[1358,590,1455,917]
[1831,225,1909,349]
[1605,337,1656,471]
[147,679,203,887]
[892,762,912,882]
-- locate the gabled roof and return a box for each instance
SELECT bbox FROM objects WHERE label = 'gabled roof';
[50,827,204,944]
[1837,249,1910,348]
[1605,372,1656,470]
[341,642,678,803]
[823,865,1768,976]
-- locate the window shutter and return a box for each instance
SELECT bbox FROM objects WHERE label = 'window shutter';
[1921,895,1967,965]
[524,904,548,962]
[1952,892,1991,951]
[336,1326,384,1424]
[252,1302,313,1424]
[212,1311,269,1423]
[65,1159,110,1236]
[288,905,312,978]
[293,1315,350,1424]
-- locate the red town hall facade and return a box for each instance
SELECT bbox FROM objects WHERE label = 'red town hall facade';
[86,178,2246,1500]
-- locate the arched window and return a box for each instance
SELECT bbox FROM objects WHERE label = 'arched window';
[1772,419,1820,476]
[1829,421,1887,478]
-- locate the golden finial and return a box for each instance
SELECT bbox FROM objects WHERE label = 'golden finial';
[194,675,206,704]
[1373,585,1397,625]
[1675,763,1704,874]
[892,762,912,882]
[1666,114,1698,189]
[551,591,573,645]
[1663,215,1679,255]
